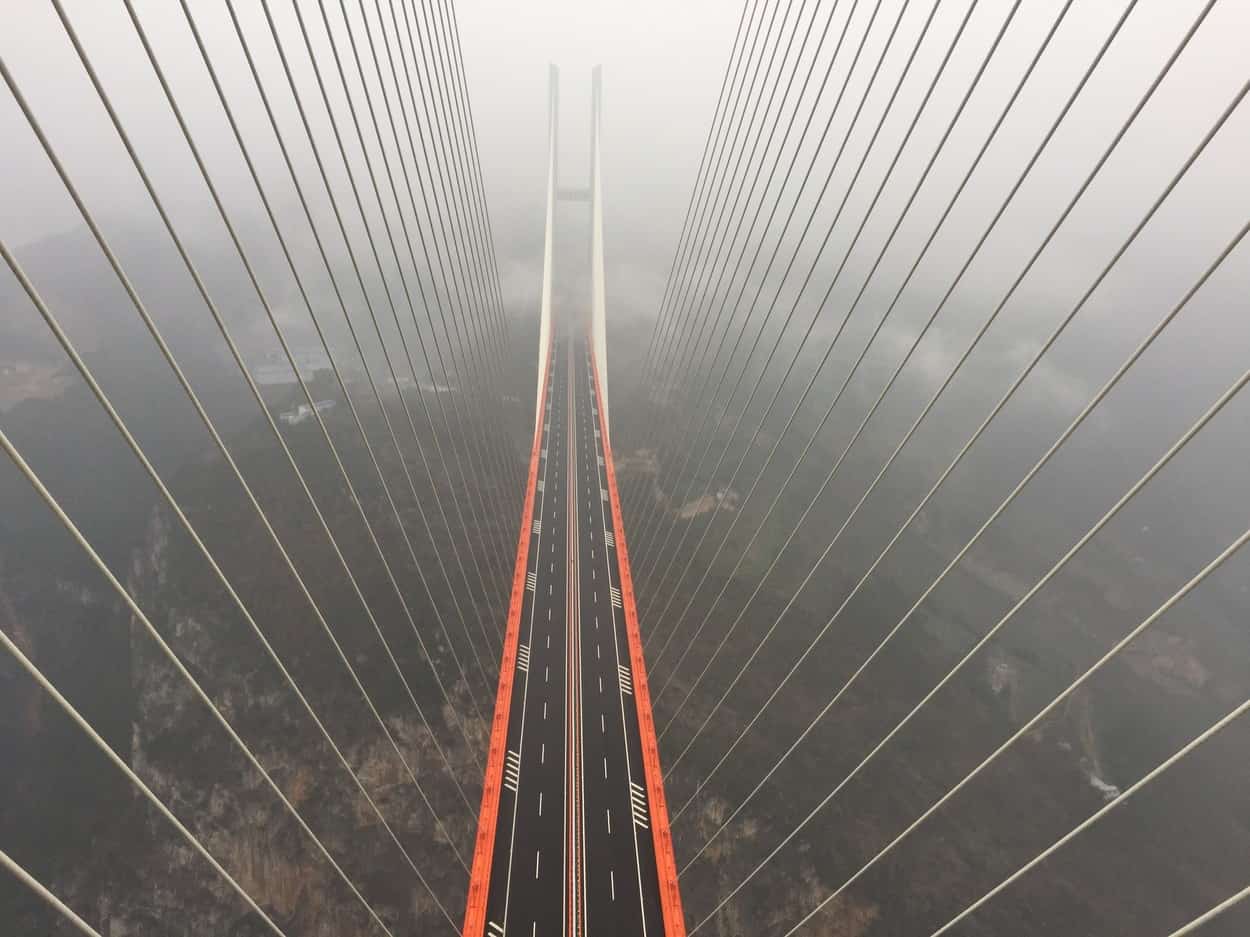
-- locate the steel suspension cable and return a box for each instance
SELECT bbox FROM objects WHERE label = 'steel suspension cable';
[245,0,514,596]
[677,86,1240,890]
[0,850,103,937]
[215,0,503,739]
[642,0,984,654]
[10,7,479,829]
[661,0,1206,798]
[647,0,1023,700]
[297,0,506,659]
[0,621,296,937]
[123,0,490,784]
[340,0,510,656]
[621,0,772,517]
[0,420,406,937]
[688,219,1250,931]
[622,0,799,522]
[374,0,517,633]
[397,0,509,385]
[625,0,872,546]
[618,0,753,511]
[423,0,515,365]
[370,0,527,557]
[356,0,521,512]
[374,0,519,515]
[385,0,523,569]
[3,239,472,886]
[252,0,513,689]
[630,0,901,575]
[922,553,1250,937]
[633,0,889,586]
[308,0,511,666]
[670,0,852,412]
[1165,885,1250,937]
[652,0,1073,727]
[309,0,518,588]
[406,0,516,405]
[291,0,515,587]
[627,0,839,537]
[789,513,1250,937]
[411,0,527,504]
[351,0,519,571]
[624,0,766,394]
[388,0,519,503]
[632,0,807,454]
[618,0,844,544]
[625,0,867,533]
[635,0,921,615]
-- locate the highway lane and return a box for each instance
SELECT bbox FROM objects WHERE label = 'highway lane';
[484,337,568,937]
[572,330,665,937]
[483,325,664,936]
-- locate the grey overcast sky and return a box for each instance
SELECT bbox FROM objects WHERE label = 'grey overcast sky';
[1,0,1246,359]
[455,0,742,315]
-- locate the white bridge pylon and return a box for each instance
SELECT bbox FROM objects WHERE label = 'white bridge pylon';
[535,65,610,443]
[589,66,609,432]
[535,65,557,440]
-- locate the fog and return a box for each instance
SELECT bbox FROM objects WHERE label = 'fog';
[2,0,1246,348]
[455,0,741,320]
[2,1,1250,935]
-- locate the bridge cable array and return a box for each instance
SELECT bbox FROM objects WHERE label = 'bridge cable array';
[620,0,1250,932]
[658,0,1226,801]
[3,0,1249,933]
[0,0,516,932]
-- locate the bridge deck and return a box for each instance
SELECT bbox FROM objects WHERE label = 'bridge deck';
[464,327,683,937]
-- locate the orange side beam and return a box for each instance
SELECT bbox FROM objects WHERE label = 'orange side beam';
[590,349,689,937]
[462,342,553,937]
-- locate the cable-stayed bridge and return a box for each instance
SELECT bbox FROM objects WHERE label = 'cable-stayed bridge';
[462,65,683,937]
[1,1,1248,937]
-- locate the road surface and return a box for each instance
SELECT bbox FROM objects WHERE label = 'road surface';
[482,325,665,937]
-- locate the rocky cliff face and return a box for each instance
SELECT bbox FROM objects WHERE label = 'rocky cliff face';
[616,438,1250,937]
[2,401,506,935]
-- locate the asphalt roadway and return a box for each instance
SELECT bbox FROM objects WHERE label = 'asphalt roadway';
[482,325,665,937]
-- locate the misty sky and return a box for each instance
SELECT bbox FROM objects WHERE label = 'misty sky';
[2,4,1250,933]
[2,0,1246,331]
[1,0,1245,337]
[1,0,1247,530]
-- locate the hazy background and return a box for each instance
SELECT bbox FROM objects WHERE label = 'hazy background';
[3,0,1250,935]
[456,0,741,325]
